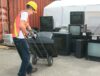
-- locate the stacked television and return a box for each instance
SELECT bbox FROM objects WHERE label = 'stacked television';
[69,11,87,58]
[40,13,100,62]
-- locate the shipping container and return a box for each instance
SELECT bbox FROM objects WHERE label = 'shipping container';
[0,0,8,42]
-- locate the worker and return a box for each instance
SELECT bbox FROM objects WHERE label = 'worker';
[12,1,38,76]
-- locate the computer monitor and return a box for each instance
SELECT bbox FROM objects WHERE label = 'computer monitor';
[40,16,54,31]
[69,24,81,36]
[70,12,84,24]
[87,40,100,61]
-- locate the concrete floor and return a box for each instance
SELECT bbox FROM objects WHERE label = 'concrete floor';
[0,47,100,76]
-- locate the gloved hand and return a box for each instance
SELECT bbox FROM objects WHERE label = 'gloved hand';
[33,33,37,38]
[25,32,30,39]
[28,30,37,39]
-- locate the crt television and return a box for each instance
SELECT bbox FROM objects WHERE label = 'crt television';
[53,33,71,55]
[69,24,81,36]
[70,12,84,24]
[87,40,100,61]
[40,16,54,31]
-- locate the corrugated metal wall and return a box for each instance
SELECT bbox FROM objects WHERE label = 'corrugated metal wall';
[8,0,54,33]
[0,0,8,41]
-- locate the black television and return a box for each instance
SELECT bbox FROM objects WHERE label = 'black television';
[87,40,100,61]
[69,24,82,36]
[40,16,54,31]
[53,33,71,56]
[70,12,84,24]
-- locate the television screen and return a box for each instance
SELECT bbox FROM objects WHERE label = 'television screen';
[69,25,81,35]
[88,42,100,57]
[70,12,84,24]
[40,16,54,31]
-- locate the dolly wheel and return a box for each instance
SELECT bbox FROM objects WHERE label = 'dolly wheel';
[47,56,53,66]
[32,55,37,65]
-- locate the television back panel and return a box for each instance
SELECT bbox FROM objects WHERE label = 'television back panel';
[74,39,87,58]
[53,33,71,56]
[70,12,85,24]
[40,16,54,31]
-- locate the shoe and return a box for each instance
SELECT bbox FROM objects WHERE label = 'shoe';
[27,68,38,74]
[31,68,38,73]
[26,74,32,76]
